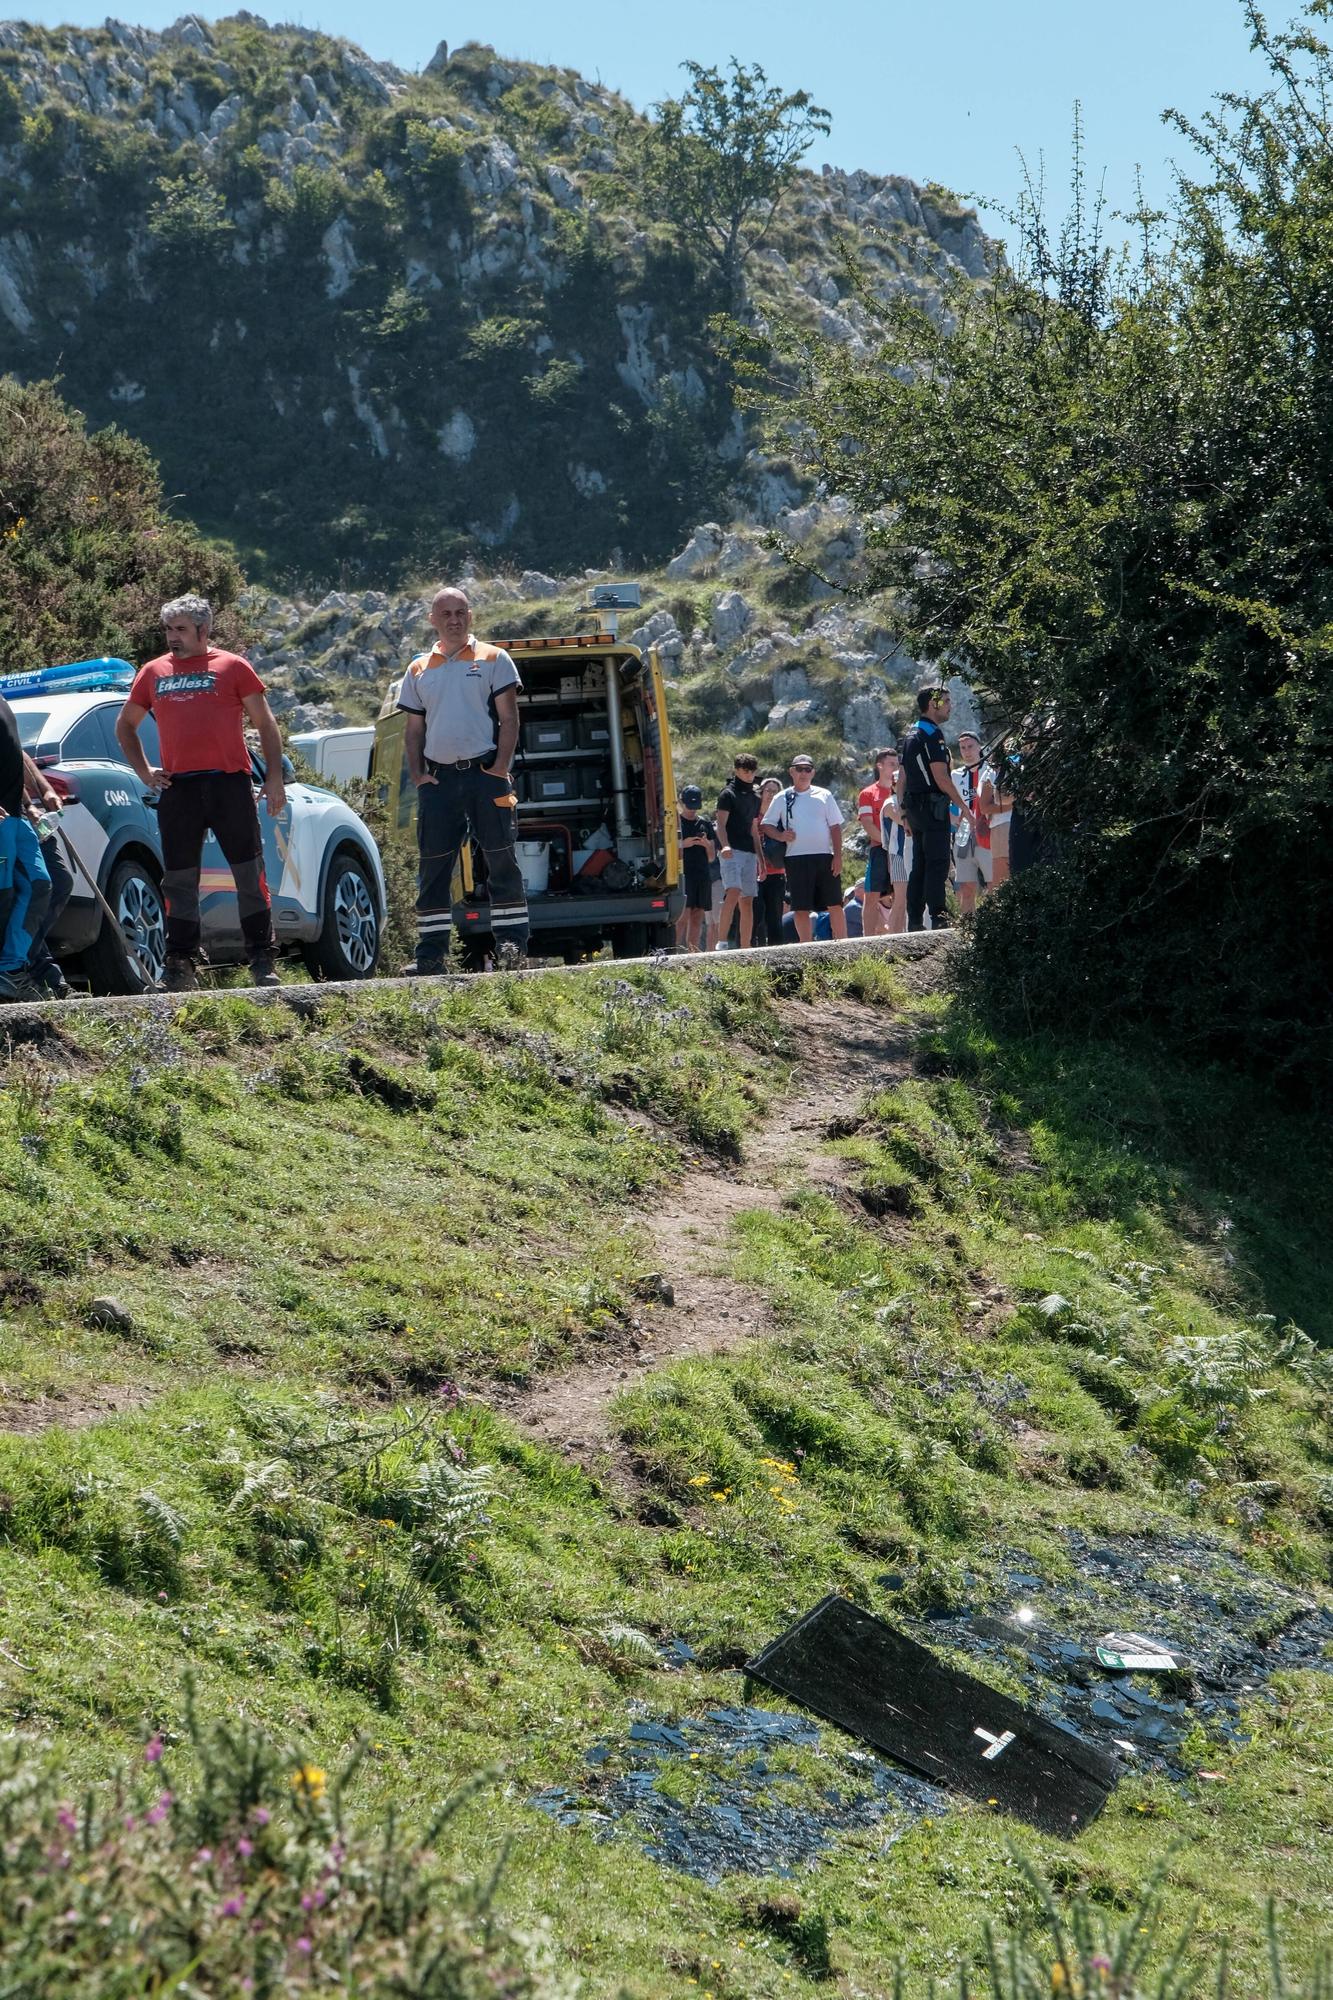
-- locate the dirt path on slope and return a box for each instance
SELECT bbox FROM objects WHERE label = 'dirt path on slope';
[498,994,918,1468]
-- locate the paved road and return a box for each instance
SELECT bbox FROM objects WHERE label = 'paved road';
[0,930,958,1032]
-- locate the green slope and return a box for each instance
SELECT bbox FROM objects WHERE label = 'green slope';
[1,959,1331,1994]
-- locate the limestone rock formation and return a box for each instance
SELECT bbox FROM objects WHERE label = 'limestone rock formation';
[0,18,996,582]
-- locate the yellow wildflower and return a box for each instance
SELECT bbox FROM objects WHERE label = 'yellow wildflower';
[291,1764,327,1801]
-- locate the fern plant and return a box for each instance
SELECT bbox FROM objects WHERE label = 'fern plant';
[403,1456,495,1593]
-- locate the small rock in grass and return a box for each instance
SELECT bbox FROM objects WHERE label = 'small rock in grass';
[634,1272,675,1306]
[87,1295,136,1333]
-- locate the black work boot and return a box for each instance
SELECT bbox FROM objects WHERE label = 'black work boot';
[162,955,198,994]
[248,956,281,988]
[0,969,42,1004]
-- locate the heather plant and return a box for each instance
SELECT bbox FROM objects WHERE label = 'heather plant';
[0,1688,562,1999]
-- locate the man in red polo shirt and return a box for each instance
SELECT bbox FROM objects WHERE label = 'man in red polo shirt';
[115,594,287,992]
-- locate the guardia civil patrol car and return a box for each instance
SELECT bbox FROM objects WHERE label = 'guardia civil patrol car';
[2,658,387,991]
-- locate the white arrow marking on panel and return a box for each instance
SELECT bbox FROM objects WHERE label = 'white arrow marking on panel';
[974,1727,1016,1761]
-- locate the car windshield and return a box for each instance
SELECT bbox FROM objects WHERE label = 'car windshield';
[12,706,50,750]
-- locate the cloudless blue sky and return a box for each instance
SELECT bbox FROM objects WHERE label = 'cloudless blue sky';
[25,0,1274,233]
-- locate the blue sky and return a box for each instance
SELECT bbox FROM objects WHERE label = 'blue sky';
[24,0,1274,231]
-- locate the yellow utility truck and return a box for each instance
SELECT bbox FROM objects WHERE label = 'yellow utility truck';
[372,587,683,963]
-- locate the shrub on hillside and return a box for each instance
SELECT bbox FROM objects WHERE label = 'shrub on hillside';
[0,376,243,670]
[0,1687,559,1998]
[753,6,1333,1084]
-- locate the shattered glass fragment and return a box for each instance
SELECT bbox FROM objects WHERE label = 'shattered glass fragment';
[531,1704,947,1883]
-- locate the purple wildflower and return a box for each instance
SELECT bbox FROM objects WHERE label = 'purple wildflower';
[221,1896,245,1918]
[251,1807,270,1827]
[56,1808,78,1834]
[143,1735,164,1765]
[195,1848,213,1865]
[295,1937,313,1954]
[145,1791,174,1826]
[236,1837,254,1858]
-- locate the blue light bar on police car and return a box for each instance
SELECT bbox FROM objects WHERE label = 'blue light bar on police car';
[0,657,136,697]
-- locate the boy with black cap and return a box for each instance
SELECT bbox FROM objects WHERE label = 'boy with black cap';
[675,784,717,953]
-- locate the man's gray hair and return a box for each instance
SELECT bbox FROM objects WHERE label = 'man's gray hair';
[161,594,213,630]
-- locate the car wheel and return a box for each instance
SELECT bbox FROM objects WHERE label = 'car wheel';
[81,857,167,994]
[309,848,380,980]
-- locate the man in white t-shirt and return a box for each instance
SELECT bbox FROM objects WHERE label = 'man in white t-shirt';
[761,753,846,941]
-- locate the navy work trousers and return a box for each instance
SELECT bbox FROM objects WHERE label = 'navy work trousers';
[28,831,74,985]
[415,760,529,968]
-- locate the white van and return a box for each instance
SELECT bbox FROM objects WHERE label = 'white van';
[289,725,375,786]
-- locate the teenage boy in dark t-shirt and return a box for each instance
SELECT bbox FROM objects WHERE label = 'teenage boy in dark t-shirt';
[675,784,716,952]
[714,752,761,950]
[116,593,288,991]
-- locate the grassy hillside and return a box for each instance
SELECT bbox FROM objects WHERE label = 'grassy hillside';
[1,956,1332,1993]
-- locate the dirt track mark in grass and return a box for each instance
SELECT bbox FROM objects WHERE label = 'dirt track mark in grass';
[496,995,917,1469]
[0,1382,154,1433]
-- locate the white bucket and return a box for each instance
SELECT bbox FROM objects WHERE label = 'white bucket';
[516,840,550,895]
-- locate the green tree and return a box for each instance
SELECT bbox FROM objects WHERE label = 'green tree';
[747,5,1333,1080]
[146,170,235,258]
[0,377,243,668]
[635,59,829,302]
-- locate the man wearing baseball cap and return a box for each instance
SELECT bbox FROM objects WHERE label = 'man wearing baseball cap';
[675,783,717,953]
[761,755,846,941]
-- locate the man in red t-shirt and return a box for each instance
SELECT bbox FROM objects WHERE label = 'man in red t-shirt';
[115,594,287,991]
[856,746,900,936]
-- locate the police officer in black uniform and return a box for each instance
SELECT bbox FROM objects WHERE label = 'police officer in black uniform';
[900,683,973,931]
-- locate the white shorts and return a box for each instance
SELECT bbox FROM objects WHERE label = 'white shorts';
[889,840,913,885]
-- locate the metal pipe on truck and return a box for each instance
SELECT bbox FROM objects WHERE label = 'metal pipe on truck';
[605,657,633,841]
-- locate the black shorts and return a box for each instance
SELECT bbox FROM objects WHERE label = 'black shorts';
[682,870,712,911]
[864,847,890,896]
[787,853,839,913]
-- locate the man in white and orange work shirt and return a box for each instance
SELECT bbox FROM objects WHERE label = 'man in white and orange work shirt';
[396,586,528,972]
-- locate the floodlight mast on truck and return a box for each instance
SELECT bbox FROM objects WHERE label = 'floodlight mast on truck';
[584,584,642,841]
[369,581,682,965]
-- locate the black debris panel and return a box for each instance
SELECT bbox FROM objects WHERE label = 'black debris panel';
[531,1704,947,1883]
[747,1596,1119,1836]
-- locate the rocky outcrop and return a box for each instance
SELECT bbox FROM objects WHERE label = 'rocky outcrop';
[0,18,997,581]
